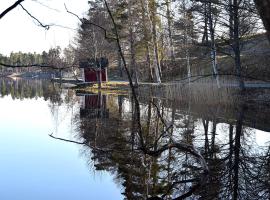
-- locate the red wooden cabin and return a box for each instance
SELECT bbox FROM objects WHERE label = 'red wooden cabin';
[79,58,108,83]
[83,68,107,82]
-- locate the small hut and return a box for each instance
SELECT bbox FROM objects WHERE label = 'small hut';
[79,57,109,83]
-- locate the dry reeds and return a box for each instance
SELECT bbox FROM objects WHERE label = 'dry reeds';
[139,76,240,106]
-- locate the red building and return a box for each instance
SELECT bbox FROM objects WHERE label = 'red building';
[83,68,107,83]
[79,58,108,83]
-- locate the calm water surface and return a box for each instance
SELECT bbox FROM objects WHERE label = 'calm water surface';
[0,78,270,200]
[0,78,122,200]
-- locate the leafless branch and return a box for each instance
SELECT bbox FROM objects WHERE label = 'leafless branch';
[19,4,50,30]
[0,0,25,19]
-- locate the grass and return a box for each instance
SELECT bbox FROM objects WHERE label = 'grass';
[138,76,240,106]
[75,81,130,94]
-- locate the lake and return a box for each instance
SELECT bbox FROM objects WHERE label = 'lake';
[0,77,270,200]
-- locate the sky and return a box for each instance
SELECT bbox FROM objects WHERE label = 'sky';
[0,0,89,56]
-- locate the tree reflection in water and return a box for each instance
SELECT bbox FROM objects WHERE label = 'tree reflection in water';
[75,91,270,200]
[1,78,270,199]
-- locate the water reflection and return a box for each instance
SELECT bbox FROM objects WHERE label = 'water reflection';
[75,93,270,199]
[0,77,62,102]
[0,78,270,199]
[0,78,122,200]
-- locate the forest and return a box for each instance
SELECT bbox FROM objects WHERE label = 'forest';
[0,0,270,88]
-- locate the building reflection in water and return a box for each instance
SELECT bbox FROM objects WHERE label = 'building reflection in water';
[78,92,109,119]
[76,92,270,200]
[2,78,270,199]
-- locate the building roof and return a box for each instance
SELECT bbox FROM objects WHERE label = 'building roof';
[79,57,109,69]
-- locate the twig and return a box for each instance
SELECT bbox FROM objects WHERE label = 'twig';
[19,4,50,30]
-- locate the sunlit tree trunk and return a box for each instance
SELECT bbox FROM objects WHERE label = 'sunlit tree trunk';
[165,0,175,61]
[208,2,220,88]
[140,0,154,81]
[182,0,191,83]
[147,0,162,83]
[128,0,139,86]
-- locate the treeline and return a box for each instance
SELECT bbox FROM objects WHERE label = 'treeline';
[0,46,75,74]
[75,0,265,86]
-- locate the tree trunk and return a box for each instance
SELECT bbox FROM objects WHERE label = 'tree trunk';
[183,0,191,83]
[202,3,209,44]
[229,0,234,42]
[148,0,162,83]
[165,0,175,61]
[233,0,245,90]
[117,51,123,77]
[128,0,139,86]
[208,2,220,87]
[140,0,154,81]
[254,0,270,42]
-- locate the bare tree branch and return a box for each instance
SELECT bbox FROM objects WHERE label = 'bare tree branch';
[19,4,50,30]
[0,0,25,19]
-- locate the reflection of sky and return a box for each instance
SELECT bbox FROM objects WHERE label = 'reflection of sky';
[0,96,122,200]
[194,121,270,154]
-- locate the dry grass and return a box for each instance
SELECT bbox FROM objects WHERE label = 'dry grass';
[138,76,240,106]
[75,81,130,94]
